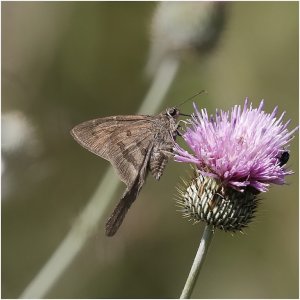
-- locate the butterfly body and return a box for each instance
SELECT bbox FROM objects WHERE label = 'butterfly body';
[71,107,180,236]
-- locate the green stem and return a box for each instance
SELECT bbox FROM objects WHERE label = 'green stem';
[180,224,214,299]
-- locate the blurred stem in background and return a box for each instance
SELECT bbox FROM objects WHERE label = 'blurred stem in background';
[20,57,180,299]
[20,2,226,298]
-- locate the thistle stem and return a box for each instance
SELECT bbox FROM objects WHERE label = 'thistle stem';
[180,224,214,299]
[19,57,180,299]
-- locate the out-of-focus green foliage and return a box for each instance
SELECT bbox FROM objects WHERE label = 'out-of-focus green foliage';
[2,2,298,298]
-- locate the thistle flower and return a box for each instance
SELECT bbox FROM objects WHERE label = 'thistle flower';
[174,99,298,231]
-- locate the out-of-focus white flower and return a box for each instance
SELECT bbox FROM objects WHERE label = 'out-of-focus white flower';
[2,111,45,198]
[146,2,227,75]
[2,110,40,155]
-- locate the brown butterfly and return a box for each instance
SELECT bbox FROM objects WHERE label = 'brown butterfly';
[71,107,183,236]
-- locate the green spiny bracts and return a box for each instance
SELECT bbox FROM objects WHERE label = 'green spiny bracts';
[175,170,259,232]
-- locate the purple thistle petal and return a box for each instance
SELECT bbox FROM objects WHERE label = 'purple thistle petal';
[174,98,298,192]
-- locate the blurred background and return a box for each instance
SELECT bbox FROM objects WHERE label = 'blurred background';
[2,2,298,298]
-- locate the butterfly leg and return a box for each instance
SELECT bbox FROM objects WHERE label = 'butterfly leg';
[160,150,174,158]
[175,120,188,137]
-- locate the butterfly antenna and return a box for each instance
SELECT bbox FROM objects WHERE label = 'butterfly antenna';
[176,90,207,108]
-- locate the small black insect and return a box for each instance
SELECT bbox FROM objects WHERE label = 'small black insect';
[278,151,290,167]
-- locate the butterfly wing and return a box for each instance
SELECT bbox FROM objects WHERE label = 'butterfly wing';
[71,115,156,236]
[71,115,154,187]
[105,143,153,236]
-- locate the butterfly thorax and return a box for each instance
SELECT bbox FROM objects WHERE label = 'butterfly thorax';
[149,109,179,180]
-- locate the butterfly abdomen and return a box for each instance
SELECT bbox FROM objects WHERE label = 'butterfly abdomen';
[150,152,169,180]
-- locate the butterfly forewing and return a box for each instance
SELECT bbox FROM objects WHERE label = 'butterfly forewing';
[71,115,154,186]
[71,116,150,157]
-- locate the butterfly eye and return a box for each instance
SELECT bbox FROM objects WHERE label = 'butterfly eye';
[168,108,177,117]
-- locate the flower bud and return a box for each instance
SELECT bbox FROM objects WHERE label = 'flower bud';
[146,2,227,75]
[176,170,259,232]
